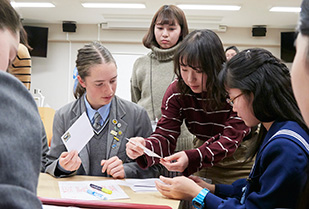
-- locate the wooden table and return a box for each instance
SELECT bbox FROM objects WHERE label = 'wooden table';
[38,173,179,209]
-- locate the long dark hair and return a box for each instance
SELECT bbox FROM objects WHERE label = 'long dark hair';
[174,29,226,110]
[219,48,308,158]
[143,5,188,49]
[74,42,116,99]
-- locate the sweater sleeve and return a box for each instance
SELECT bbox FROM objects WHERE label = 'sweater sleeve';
[130,58,142,103]
[136,81,182,168]
[183,110,250,175]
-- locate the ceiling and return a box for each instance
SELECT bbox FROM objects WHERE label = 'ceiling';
[13,0,302,29]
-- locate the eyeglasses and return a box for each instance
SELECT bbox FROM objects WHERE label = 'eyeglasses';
[226,93,243,106]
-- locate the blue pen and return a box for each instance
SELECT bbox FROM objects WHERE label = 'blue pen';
[86,189,107,200]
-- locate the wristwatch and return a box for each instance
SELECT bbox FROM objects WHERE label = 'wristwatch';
[192,188,209,209]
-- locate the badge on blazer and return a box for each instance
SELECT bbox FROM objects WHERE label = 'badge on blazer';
[110,130,117,136]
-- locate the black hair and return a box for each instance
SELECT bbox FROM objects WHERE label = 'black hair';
[219,48,308,157]
[174,29,226,110]
[299,0,309,36]
[225,46,239,53]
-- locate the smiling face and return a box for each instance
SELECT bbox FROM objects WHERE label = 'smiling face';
[0,28,19,71]
[78,62,117,110]
[291,33,309,127]
[180,63,207,93]
[154,19,181,49]
[228,88,260,127]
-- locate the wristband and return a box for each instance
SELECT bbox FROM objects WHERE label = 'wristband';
[192,188,209,209]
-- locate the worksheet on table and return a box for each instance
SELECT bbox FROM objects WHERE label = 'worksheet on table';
[58,180,128,200]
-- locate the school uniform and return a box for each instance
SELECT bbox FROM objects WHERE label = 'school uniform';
[204,120,309,209]
[0,71,42,208]
[45,95,163,178]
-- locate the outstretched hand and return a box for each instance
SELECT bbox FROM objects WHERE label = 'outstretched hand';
[159,151,189,172]
[155,176,202,200]
[126,137,145,159]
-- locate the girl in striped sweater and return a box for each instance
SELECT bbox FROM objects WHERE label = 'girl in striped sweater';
[126,29,253,184]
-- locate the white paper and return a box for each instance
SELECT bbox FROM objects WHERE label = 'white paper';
[61,112,94,153]
[58,180,129,200]
[125,178,163,192]
[126,138,162,158]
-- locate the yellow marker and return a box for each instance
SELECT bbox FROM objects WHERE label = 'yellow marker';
[114,136,119,141]
[90,183,112,194]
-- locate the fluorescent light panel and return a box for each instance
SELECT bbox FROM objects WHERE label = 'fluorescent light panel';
[177,4,241,11]
[11,2,55,8]
[270,7,300,13]
[81,3,146,9]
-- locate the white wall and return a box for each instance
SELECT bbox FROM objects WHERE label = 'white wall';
[29,24,294,110]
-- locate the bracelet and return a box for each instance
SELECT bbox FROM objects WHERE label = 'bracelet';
[192,188,209,209]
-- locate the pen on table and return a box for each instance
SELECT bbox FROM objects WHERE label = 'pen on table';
[90,183,112,194]
[87,189,107,200]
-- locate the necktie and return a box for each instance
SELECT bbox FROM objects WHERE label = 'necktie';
[93,112,102,131]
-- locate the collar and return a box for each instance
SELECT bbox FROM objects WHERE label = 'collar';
[83,94,111,124]
[150,43,179,61]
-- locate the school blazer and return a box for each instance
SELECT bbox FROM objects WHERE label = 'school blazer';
[45,95,163,178]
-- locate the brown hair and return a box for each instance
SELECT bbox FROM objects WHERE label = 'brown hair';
[143,5,189,49]
[0,0,21,34]
[74,42,116,99]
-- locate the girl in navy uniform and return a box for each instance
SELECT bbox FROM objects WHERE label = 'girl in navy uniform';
[155,48,309,209]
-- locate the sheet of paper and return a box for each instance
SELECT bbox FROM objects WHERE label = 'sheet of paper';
[61,112,94,153]
[125,178,163,192]
[58,180,129,200]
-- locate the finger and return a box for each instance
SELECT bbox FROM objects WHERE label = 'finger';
[155,181,169,193]
[159,176,174,185]
[60,152,75,166]
[110,165,124,178]
[101,159,109,173]
[106,158,121,174]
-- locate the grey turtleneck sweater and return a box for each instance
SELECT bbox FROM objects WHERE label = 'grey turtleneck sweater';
[131,44,194,152]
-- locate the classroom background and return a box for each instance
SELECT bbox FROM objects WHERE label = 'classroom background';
[13,0,300,110]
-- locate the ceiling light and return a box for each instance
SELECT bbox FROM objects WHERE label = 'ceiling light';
[269,7,301,13]
[11,2,55,8]
[81,3,146,9]
[177,4,241,11]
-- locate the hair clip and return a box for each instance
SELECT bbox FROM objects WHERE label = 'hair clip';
[245,50,251,59]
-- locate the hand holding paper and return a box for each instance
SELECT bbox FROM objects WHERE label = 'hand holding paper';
[126,138,162,158]
[61,112,94,153]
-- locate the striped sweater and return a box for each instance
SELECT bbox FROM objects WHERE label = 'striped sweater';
[8,44,31,90]
[136,80,250,176]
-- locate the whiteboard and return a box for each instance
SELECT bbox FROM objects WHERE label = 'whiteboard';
[113,53,143,101]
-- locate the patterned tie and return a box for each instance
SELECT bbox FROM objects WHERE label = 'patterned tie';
[93,112,102,131]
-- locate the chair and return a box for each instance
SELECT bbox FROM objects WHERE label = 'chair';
[38,107,55,146]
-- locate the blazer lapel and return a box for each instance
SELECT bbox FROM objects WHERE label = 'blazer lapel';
[106,96,128,159]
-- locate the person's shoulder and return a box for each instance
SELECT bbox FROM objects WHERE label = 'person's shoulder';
[17,43,30,58]
[134,54,151,65]
[0,71,32,100]
[56,99,80,117]
[165,79,181,94]
[267,121,309,155]
[115,96,146,112]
